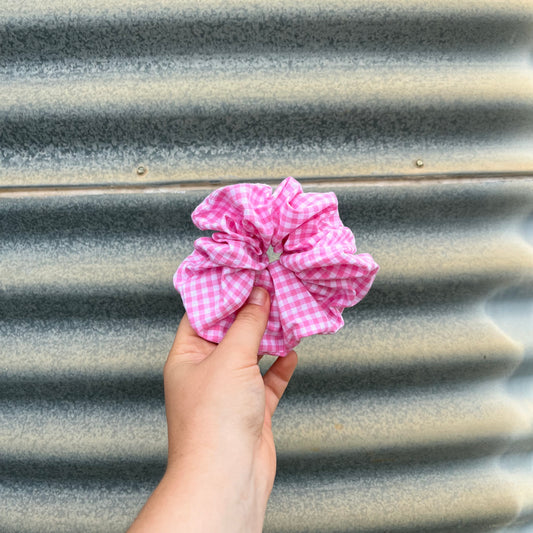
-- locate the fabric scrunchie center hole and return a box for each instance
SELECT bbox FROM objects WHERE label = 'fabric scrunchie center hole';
[266,245,281,263]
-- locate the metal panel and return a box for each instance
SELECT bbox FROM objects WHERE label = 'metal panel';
[1,180,532,532]
[1,1,533,532]
[1,1,532,186]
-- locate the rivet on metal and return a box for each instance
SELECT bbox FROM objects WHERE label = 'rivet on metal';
[415,159,424,168]
[136,165,147,176]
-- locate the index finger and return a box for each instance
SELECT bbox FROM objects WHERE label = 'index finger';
[167,313,216,364]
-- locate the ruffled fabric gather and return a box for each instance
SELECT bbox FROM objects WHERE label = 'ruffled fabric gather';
[173,177,379,356]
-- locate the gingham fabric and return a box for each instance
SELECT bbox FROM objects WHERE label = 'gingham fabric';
[173,177,379,356]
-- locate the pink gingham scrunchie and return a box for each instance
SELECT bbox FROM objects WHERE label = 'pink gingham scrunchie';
[173,177,379,356]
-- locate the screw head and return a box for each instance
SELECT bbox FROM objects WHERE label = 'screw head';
[415,159,424,168]
[136,165,147,176]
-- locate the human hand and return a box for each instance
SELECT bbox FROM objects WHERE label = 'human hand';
[128,287,298,533]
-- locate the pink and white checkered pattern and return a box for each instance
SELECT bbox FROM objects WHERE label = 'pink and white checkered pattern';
[173,177,379,356]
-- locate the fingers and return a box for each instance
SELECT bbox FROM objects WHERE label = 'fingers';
[174,313,197,343]
[264,350,298,417]
[217,287,270,367]
[167,314,216,366]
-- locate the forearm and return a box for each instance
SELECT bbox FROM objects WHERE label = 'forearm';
[128,454,269,533]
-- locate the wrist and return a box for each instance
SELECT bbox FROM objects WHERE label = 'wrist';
[163,448,269,533]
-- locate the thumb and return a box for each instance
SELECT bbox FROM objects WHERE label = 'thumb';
[216,287,270,367]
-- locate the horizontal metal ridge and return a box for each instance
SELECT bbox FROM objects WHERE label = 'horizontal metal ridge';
[0,304,523,380]
[266,462,526,533]
[0,384,527,461]
[0,459,526,532]
[3,65,532,112]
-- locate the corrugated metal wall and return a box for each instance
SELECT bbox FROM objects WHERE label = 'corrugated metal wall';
[1,2,532,532]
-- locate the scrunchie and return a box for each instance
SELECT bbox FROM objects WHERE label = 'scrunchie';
[173,177,379,356]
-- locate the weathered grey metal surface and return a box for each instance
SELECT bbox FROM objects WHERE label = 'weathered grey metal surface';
[1,0,533,186]
[1,1,533,532]
[1,179,532,532]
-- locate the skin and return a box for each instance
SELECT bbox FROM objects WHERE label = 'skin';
[128,287,298,533]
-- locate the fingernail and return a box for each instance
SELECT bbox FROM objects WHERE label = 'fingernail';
[247,287,267,306]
